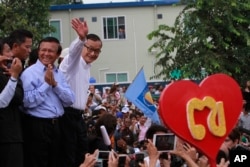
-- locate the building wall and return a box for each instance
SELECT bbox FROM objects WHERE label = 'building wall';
[50,2,184,83]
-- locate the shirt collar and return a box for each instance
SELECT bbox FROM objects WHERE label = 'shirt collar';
[36,60,58,72]
[81,57,92,68]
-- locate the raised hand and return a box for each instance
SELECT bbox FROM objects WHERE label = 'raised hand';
[182,142,198,162]
[217,158,229,167]
[79,149,98,167]
[71,18,88,41]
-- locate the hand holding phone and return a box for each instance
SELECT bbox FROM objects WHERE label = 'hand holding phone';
[153,133,176,152]
[108,150,118,167]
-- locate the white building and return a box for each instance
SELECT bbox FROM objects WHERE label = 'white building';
[49,0,184,84]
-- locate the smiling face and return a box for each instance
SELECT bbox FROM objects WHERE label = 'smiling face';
[82,39,102,64]
[38,41,60,66]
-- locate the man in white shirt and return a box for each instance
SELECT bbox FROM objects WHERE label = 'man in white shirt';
[59,18,102,167]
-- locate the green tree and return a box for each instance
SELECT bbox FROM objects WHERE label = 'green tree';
[51,0,70,5]
[148,0,250,86]
[0,0,55,46]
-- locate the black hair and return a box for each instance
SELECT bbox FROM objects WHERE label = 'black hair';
[145,124,169,140]
[135,111,143,118]
[228,128,241,142]
[129,113,136,119]
[87,33,102,42]
[216,150,228,164]
[95,113,117,137]
[28,48,38,66]
[38,37,62,55]
[7,29,33,48]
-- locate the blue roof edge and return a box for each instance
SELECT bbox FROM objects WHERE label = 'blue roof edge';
[50,0,180,11]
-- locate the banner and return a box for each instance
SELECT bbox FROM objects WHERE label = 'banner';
[125,68,161,124]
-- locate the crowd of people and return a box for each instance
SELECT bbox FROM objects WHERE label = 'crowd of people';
[0,18,250,167]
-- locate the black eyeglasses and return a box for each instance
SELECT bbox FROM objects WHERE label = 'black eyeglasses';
[84,44,101,54]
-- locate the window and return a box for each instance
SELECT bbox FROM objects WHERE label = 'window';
[49,20,62,42]
[92,17,97,22]
[157,14,163,19]
[103,16,126,40]
[79,17,84,22]
[106,72,128,83]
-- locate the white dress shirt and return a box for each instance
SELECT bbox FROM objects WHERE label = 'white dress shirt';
[59,38,91,110]
[0,77,17,108]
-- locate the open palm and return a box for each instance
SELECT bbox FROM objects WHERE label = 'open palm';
[71,18,88,40]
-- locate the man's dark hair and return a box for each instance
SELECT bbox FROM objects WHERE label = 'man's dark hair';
[7,29,33,48]
[129,113,136,119]
[28,48,38,66]
[95,113,117,137]
[87,33,101,42]
[145,124,169,140]
[38,37,62,55]
[228,128,241,142]
[135,111,143,118]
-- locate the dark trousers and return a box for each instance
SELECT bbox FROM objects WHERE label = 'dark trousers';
[60,107,89,167]
[23,115,61,167]
[0,143,23,167]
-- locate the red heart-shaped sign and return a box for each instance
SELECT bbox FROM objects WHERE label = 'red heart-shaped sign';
[159,74,243,166]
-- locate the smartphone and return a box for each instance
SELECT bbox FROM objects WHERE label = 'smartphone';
[135,152,144,167]
[118,154,126,167]
[98,151,110,160]
[6,59,13,69]
[153,133,176,152]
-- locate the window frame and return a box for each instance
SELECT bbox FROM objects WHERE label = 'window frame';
[49,19,63,43]
[105,72,128,83]
[102,16,126,40]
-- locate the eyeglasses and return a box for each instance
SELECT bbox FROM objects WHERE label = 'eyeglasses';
[84,44,101,54]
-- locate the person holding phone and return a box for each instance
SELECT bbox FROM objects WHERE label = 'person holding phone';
[143,125,169,167]
[0,37,24,167]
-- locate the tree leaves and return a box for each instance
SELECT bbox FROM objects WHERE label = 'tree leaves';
[148,0,250,86]
[0,0,55,46]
